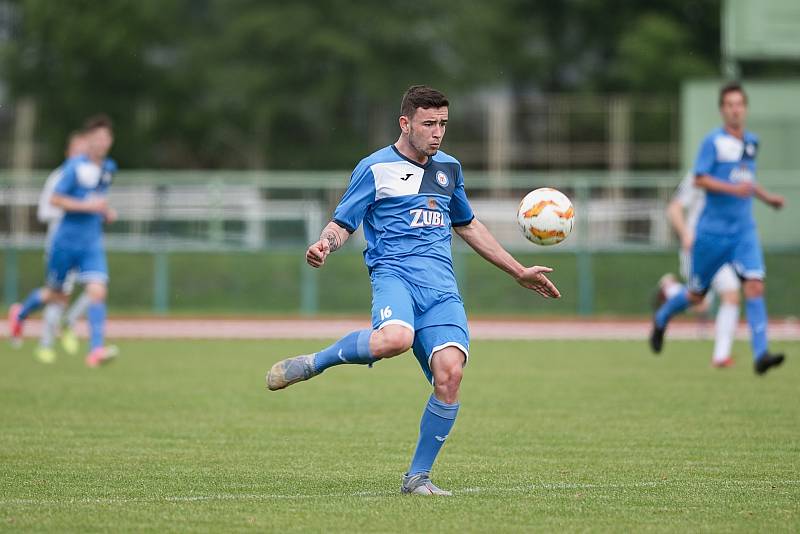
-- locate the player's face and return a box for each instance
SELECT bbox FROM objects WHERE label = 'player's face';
[86,127,114,159]
[407,107,448,158]
[720,91,747,130]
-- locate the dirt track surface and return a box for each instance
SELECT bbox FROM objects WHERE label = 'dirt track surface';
[5,317,800,340]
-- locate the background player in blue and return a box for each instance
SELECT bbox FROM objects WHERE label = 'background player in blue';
[8,114,119,368]
[266,86,561,495]
[650,83,786,375]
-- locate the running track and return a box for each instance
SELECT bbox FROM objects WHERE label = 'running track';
[5,318,800,340]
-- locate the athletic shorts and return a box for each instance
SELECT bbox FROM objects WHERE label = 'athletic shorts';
[680,250,740,294]
[370,271,469,384]
[688,228,764,294]
[46,244,108,291]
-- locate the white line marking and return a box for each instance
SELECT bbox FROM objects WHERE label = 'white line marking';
[2,480,798,506]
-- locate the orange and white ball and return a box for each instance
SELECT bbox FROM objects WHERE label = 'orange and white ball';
[517,188,574,246]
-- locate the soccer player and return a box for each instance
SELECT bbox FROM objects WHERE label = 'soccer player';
[650,82,785,375]
[8,114,119,367]
[32,130,92,363]
[656,170,741,368]
[266,85,560,495]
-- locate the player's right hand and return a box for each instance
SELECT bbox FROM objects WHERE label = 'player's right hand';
[306,239,330,268]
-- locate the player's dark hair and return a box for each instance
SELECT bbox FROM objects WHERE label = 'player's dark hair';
[400,85,449,118]
[83,113,113,132]
[719,82,747,107]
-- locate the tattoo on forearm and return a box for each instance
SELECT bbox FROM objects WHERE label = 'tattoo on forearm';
[321,230,341,252]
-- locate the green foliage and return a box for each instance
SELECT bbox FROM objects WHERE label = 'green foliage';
[1,339,798,531]
[1,1,725,168]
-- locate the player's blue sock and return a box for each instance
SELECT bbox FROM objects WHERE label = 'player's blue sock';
[745,296,769,361]
[312,329,375,372]
[408,394,460,476]
[18,288,44,320]
[655,286,690,329]
[87,302,106,350]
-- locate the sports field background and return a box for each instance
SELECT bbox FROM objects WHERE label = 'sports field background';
[3,250,799,316]
[1,338,797,532]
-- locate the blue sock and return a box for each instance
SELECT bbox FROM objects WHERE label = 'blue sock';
[312,329,375,373]
[655,286,691,329]
[18,288,45,320]
[745,296,769,361]
[87,302,106,351]
[408,394,460,476]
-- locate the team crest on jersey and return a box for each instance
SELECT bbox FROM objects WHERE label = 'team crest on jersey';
[435,171,449,187]
[745,143,756,157]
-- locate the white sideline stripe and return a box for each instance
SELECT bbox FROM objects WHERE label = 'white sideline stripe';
[6,319,800,340]
[2,480,799,506]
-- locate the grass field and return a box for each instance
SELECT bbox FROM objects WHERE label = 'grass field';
[1,338,798,532]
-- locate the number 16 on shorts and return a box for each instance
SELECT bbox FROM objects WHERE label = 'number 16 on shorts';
[379,306,393,321]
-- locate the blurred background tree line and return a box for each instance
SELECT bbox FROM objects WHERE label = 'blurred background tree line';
[0,0,746,169]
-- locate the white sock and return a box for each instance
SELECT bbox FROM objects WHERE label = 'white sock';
[66,292,91,328]
[41,302,64,348]
[713,302,739,362]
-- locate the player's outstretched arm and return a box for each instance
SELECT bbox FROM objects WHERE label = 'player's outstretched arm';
[306,221,351,268]
[695,174,754,197]
[454,219,560,299]
[753,183,785,210]
[50,193,109,214]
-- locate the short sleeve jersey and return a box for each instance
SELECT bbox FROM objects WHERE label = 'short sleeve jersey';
[672,171,705,232]
[52,155,117,249]
[693,127,759,235]
[37,166,66,224]
[332,145,474,293]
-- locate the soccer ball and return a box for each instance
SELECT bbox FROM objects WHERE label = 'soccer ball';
[517,188,574,246]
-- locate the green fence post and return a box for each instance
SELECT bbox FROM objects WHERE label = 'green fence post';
[575,180,594,315]
[3,245,19,306]
[153,250,169,315]
[300,255,318,316]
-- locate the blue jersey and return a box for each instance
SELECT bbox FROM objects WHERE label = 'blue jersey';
[693,127,759,236]
[52,155,117,249]
[332,145,474,293]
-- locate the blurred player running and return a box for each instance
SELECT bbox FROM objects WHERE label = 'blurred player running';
[656,170,741,368]
[8,114,119,367]
[650,83,786,375]
[266,85,560,495]
[32,131,92,362]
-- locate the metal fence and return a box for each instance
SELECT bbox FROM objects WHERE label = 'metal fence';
[2,170,798,316]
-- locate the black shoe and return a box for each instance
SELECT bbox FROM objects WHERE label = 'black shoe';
[754,352,785,375]
[649,322,665,354]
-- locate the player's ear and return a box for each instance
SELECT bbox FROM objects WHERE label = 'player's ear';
[399,115,410,134]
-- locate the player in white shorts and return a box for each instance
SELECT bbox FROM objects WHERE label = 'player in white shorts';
[658,171,740,368]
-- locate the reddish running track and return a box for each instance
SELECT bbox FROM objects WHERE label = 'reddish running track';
[5,318,800,340]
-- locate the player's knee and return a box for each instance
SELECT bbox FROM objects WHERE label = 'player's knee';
[721,290,740,305]
[743,279,764,299]
[374,327,413,358]
[86,282,107,302]
[687,291,704,304]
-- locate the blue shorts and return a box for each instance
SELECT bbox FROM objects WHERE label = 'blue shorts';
[688,228,764,294]
[46,245,108,291]
[370,271,469,384]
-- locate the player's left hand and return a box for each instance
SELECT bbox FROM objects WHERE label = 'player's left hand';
[767,194,785,210]
[516,266,561,299]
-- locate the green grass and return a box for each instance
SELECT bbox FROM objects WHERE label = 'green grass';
[1,339,798,532]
